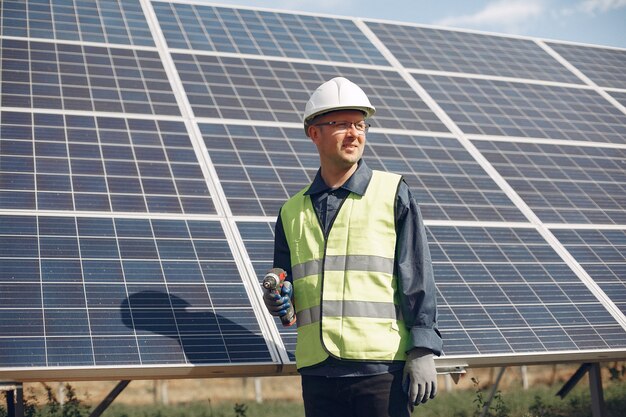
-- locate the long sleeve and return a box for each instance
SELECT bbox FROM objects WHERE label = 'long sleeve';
[395,181,443,356]
[272,211,293,284]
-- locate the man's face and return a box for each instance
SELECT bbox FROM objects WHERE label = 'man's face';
[308,110,367,170]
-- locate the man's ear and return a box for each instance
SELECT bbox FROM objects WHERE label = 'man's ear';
[307,125,319,144]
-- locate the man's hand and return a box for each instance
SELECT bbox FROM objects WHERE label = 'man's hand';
[262,280,293,317]
[402,347,437,411]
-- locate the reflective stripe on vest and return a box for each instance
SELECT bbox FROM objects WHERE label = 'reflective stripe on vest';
[281,170,409,369]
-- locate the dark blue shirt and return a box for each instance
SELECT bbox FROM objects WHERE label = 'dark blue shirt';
[273,160,442,377]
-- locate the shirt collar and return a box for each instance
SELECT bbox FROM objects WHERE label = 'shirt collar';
[305,160,373,196]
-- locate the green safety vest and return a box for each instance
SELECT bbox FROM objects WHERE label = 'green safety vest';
[281,170,409,369]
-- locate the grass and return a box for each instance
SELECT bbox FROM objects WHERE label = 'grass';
[4,377,625,417]
[97,379,626,417]
[410,378,626,417]
[102,401,305,417]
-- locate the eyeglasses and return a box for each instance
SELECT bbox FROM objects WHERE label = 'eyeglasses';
[313,120,371,134]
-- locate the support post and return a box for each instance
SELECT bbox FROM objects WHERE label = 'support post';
[14,385,23,417]
[588,363,606,417]
[521,365,528,390]
[58,382,65,405]
[480,367,506,417]
[254,378,263,404]
[6,389,15,417]
[3,383,24,417]
[160,380,169,405]
[557,363,590,399]
[88,381,131,417]
[557,362,606,417]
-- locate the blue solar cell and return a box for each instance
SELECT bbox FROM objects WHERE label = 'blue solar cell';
[469,330,511,354]
[0,283,41,308]
[595,327,626,348]
[0,213,276,368]
[476,140,626,224]
[47,337,93,365]
[501,329,544,352]
[85,283,128,308]
[1,39,177,115]
[1,112,215,215]
[200,123,526,221]
[154,2,386,65]
[553,228,626,316]
[77,217,115,236]
[548,42,626,89]
[41,259,82,282]
[82,260,124,283]
[367,22,581,83]
[93,336,141,364]
[118,238,159,259]
[417,74,626,144]
[0,338,47,367]
[90,308,135,335]
[121,260,163,283]
[0,309,43,337]
[0,259,39,282]
[174,55,445,130]
[45,308,90,335]
[438,331,477,355]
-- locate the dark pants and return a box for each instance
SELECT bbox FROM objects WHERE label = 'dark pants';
[301,370,410,417]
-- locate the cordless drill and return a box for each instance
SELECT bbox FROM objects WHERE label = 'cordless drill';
[262,268,296,327]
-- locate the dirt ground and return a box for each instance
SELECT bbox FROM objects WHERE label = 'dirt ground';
[22,363,620,406]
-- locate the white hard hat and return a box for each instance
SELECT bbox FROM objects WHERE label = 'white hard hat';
[303,77,375,134]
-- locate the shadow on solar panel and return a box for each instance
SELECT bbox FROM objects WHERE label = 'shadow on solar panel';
[121,291,271,364]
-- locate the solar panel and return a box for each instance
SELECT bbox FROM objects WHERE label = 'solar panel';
[366,22,582,84]
[173,54,448,131]
[236,221,626,364]
[0,214,276,371]
[0,111,213,214]
[414,74,626,143]
[200,122,526,221]
[551,228,626,315]
[154,2,388,65]
[0,0,624,380]
[1,0,154,46]
[547,42,626,89]
[428,225,626,358]
[0,39,179,115]
[474,140,626,224]
[608,90,626,108]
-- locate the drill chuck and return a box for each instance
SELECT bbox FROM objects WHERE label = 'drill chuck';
[262,273,280,290]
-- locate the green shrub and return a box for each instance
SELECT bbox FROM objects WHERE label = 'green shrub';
[1,375,623,417]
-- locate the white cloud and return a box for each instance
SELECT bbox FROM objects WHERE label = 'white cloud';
[435,0,544,31]
[561,0,626,15]
[578,0,626,13]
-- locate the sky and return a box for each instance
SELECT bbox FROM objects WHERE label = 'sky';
[201,0,626,49]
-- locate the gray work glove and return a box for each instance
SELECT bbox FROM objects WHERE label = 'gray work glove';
[262,280,293,317]
[402,347,437,411]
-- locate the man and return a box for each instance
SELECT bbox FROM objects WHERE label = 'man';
[263,77,442,417]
